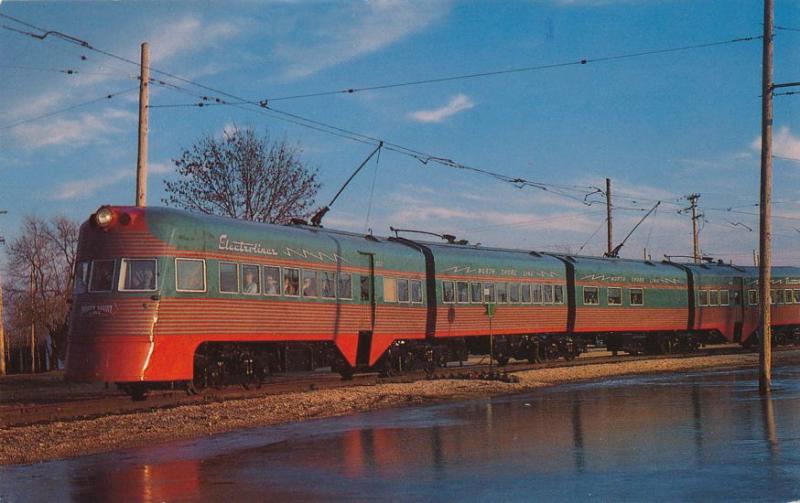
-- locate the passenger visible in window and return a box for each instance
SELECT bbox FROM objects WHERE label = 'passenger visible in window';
[284,268,299,296]
[264,267,280,295]
[443,281,455,303]
[303,270,317,297]
[242,265,260,295]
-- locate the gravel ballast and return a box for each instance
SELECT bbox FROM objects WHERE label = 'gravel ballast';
[2,350,798,466]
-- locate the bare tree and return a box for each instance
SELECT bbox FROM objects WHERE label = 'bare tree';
[163,125,321,224]
[4,215,78,371]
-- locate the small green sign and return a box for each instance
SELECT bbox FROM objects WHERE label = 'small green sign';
[484,303,496,318]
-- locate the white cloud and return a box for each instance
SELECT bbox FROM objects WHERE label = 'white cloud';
[10,108,137,149]
[53,169,133,201]
[275,1,450,79]
[149,16,241,64]
[149,162,174,175]
[409,94,475,123]
[751,126,800,159]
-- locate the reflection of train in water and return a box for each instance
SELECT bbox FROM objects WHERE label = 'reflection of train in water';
[66,205,800,398]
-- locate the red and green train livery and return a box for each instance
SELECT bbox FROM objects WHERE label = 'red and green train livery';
[65,206,800,396]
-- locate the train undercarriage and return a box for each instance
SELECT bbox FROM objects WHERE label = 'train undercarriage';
[116,328,800,400]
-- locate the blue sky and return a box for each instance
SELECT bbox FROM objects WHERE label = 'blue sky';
[1,0,799,265]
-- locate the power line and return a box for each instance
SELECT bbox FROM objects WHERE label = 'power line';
[0,64,130,77]
[258,36,761,103]
[776,25,800,32]
[0,86,139,131]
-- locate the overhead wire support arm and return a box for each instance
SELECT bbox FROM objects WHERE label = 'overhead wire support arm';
[604,201,661,258]
[310,142,383,227]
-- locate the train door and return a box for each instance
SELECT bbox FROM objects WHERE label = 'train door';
[356,251,375,367]
[733,277,745,343]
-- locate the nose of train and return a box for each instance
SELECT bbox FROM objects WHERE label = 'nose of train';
[65,337,153,382]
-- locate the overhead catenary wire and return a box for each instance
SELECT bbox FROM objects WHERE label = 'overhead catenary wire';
[256,36,762,103]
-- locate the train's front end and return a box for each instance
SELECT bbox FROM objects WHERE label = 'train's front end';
[65,206,169,393]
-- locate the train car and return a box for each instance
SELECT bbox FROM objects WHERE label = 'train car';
[425,243,571,362]
[66,205,799,398]
[681,263,753,345]
[569,256,691,354]
[66,205,434,396]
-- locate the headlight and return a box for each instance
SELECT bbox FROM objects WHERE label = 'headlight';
[95,207,114,228]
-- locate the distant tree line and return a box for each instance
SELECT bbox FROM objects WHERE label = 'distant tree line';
[2,216,78,373]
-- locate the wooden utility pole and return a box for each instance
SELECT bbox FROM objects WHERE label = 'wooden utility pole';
[29,262,35,373]
[0,257,5,376]
[135,42,150,207]
[0,215,5,376]
[687,193,701,263]
[606,178,613,255]
[758,0,774,395]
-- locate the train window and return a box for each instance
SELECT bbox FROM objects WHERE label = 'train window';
[338,273,353,300]
[456,281,469,303]
[89,260,116,292]
[496,283,508,303]
[320,272,336,298]
[698,290,708,306]
[219,262,239,294]
[521,284,531,303]
[411,280,423,303]
[442,281,455,303]
[484,283,495,303]
[543,284,554,304]
[630,288,644,306]
[241,264,260,295]
[583,286,599,305]
[74,262,89,294]
[119,259,157,291]
[175,259,206,292]
[302,270,318,297]
[720,290,730,306]
[554,285,564,304]
[360,275,371,301]
[384,277,397,303]
[398,279,410,303]
[733,290,742,306]
[470,283,483,303]
[709,290,719,306]
[283,268,300,296]
[509,283,519,303]
[775,289,784,304]
[532,284,542,304]
[785,289,794,304]
[263,266,281,296]
[795,289,800,304]
[608,287,622,305]
[747,290,758,305]
[770,289,776,305]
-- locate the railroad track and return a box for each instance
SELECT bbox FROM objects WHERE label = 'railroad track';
[0,345,773,428]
